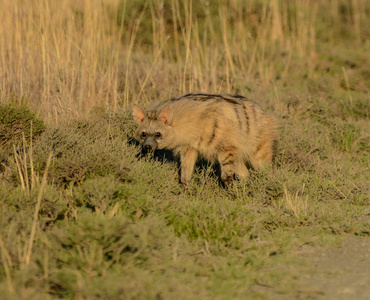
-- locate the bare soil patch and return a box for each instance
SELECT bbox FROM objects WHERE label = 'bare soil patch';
[250,237,370,299]
[294,237,370,300]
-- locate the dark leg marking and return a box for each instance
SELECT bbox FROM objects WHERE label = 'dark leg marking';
[254,141,263,154]
[221,153,234,164]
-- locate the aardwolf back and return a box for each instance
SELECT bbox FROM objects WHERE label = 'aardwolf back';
[132,93,278,187]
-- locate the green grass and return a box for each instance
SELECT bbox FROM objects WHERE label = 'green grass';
[0,89,368,298]
[0,0,369,298]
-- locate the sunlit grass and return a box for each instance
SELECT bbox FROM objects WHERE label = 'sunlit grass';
[0,0,369,298]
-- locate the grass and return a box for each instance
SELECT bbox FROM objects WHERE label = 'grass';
[0,0,369,298]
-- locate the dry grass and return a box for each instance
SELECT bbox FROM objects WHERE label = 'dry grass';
[1,0,368,121]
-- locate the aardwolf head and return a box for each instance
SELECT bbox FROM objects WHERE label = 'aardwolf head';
[132,104,175,152]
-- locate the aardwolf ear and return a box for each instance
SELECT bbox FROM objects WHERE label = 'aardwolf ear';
[159,105,173,125]
[132,104,146,124]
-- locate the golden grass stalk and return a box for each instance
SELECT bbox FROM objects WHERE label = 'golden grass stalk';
[283,184,308,219]
[13,146,26,191]
[124,1,149,106]
[136,36,170,104]
[25,153,52,265]
[13,127,39,193]
[341,67,354,108]
[0,238,14,293]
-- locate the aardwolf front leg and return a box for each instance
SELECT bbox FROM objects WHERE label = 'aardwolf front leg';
[179,147,198,188]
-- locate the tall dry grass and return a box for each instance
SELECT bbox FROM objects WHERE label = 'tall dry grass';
[0,0,368,123]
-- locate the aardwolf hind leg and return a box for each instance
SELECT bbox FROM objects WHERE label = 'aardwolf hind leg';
[218,150,242,186]
[234,161,250,181]
[249,139,275,170]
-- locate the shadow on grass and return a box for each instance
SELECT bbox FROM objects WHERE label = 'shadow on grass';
[132,141,225,186]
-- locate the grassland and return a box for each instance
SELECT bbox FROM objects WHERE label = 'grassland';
[0,0,369,299]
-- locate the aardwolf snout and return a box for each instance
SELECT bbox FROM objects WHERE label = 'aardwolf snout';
[142,138,158,153]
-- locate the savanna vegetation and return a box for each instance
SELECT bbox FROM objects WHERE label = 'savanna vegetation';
[0,0,369,298]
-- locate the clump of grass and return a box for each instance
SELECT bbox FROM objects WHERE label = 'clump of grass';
[72,176,131,213]
[30,113,135,186]
[0,104,45,177]
[0,104,45,147]
[330,121,367,153]
[0,104,45,178]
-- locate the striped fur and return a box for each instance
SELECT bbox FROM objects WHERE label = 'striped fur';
[132,93,279,187]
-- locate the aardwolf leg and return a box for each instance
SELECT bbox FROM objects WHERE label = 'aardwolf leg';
[179,147,198,188]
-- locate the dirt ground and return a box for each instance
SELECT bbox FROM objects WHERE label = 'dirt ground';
[293,236,370,300]
[251,236,370,299]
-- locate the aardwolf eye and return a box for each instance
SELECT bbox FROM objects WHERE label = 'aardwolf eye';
[154,132,161,138]
[140,132,147,138]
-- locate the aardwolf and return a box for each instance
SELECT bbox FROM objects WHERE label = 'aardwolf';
[132,93,278,187]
